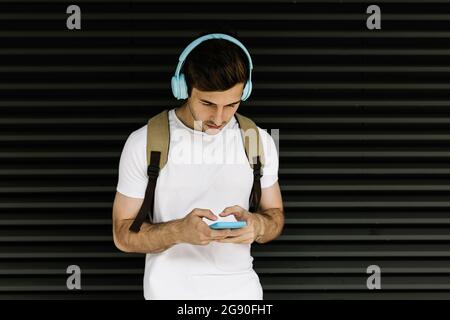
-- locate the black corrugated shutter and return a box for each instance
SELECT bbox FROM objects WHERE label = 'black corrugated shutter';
[2,0,450,299]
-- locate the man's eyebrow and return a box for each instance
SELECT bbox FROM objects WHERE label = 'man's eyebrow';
[199,99,241,106]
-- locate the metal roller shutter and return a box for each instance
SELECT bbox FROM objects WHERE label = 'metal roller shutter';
[1,0,450,299]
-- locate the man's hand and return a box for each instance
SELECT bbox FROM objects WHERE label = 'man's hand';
[179,208,232,246]
[215,205,263,244]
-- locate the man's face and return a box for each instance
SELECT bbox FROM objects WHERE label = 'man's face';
[188,82,245,135]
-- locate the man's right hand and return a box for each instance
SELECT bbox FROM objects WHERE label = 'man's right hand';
[179,208,232,245]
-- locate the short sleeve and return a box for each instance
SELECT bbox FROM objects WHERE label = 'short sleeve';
[116,128,148,199]
[257,127,279,189]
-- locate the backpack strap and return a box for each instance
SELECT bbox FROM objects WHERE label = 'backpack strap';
[234,113,266,213]
[129,110,170,233]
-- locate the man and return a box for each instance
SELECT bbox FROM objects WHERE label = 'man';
[112,32,284,300]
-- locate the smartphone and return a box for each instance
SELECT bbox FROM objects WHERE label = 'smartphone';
[209,221,247,230]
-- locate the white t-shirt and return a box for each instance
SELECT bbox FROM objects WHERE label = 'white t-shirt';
[116,107,279,300]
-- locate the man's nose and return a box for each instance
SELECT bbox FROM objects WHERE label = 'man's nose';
[213,107,224,126]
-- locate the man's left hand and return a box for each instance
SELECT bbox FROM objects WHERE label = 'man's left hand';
[215,205,262,244]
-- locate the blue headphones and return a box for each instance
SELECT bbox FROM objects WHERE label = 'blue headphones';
[171,33,253,101]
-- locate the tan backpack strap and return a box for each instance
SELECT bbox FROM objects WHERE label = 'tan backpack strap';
[235,112,265,168]
[235,112,266,213]
[146,109,170,169]
[129,110,170,232]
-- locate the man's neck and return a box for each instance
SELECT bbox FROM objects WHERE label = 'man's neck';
[175,102,197,131]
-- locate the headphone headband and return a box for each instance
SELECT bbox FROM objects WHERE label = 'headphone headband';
[171,33,253,101]
[174,33,253,78]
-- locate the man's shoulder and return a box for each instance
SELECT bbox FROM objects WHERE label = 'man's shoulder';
[256,125,273,141]
[127,109,175,146]
[255,125,278,160]
[126,124,148,148]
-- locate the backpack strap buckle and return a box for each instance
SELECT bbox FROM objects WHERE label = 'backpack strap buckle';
[147,163,160,179]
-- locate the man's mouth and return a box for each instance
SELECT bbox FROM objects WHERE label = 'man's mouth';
[206,123,222,129]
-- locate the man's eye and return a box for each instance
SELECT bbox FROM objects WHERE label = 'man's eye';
[201,103,236,107]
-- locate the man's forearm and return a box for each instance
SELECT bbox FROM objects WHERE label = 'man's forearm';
[254,208,285,244]
[114,218,184,254]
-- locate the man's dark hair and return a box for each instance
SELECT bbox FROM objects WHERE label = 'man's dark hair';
[182,31,250,98]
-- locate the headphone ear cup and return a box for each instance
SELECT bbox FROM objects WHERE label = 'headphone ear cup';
[178,73,189,99]
[241,80,252,101]
[171,75,180,99]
